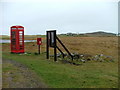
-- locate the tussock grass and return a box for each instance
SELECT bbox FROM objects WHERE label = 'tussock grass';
[2,36,118,88]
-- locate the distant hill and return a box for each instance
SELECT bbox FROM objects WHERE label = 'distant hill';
[85,31,116,36]
[1,31,117,39]
[62,31,116,37]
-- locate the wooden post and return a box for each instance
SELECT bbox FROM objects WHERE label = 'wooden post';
[54,30,57,61]
[38,45,40,54]
[56,46,64,58]
[56,36,73,60]
[46,31,49,59]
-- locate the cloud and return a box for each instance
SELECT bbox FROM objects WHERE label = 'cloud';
[0,0,119,3]
[1,0,118,35]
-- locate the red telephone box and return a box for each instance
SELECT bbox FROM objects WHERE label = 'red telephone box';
[10,25,24,53]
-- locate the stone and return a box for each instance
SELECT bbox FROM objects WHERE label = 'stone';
[80,59,86,63]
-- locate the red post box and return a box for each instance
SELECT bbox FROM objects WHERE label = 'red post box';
[10,25,24,53]
[37,38,42,45]
[37,38,42,54]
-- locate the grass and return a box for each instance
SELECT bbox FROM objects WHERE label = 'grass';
[2,36,118,88]
[2,61,19,87]
[57,36,118,58]
[2,52,118,88]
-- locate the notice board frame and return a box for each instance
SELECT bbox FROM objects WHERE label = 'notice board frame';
[46,30,57,61]
[46,30,73,61]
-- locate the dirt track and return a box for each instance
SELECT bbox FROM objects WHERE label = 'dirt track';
[2,58,48,88]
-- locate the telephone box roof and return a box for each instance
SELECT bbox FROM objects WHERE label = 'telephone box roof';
[11,25,24,28]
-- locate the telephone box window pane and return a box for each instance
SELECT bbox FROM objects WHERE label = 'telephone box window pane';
[20,38,22,41]
[12,42,16,45]
[20,34,22,36]
[19,33,22,38]
[20,36,22,38]
[19,31,23,33]
[20,42,22,45]
[12,31,16,34]
[12,31,16,39]
[12,46,16,50]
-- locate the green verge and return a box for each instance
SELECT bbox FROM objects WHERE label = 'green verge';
[2,51,118,88]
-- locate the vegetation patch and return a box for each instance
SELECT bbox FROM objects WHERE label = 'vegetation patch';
[2,36,118,88]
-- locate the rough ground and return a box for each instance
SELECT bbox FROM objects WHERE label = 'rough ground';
[2,58,48,88]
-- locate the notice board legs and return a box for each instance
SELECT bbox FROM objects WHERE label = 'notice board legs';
[46,31,49,59]
[54,30,57,61]
[46,30,73,61]
[54,46,57,61]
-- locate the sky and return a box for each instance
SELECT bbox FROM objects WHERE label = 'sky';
[0,0,119,35]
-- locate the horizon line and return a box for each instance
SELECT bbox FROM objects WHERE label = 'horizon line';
[0,31,118,36]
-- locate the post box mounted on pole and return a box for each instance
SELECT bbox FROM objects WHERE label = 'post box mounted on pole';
[37,38,42,54]
[46,30,73,61]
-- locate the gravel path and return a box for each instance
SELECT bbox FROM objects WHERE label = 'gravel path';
[2,58,48,88]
